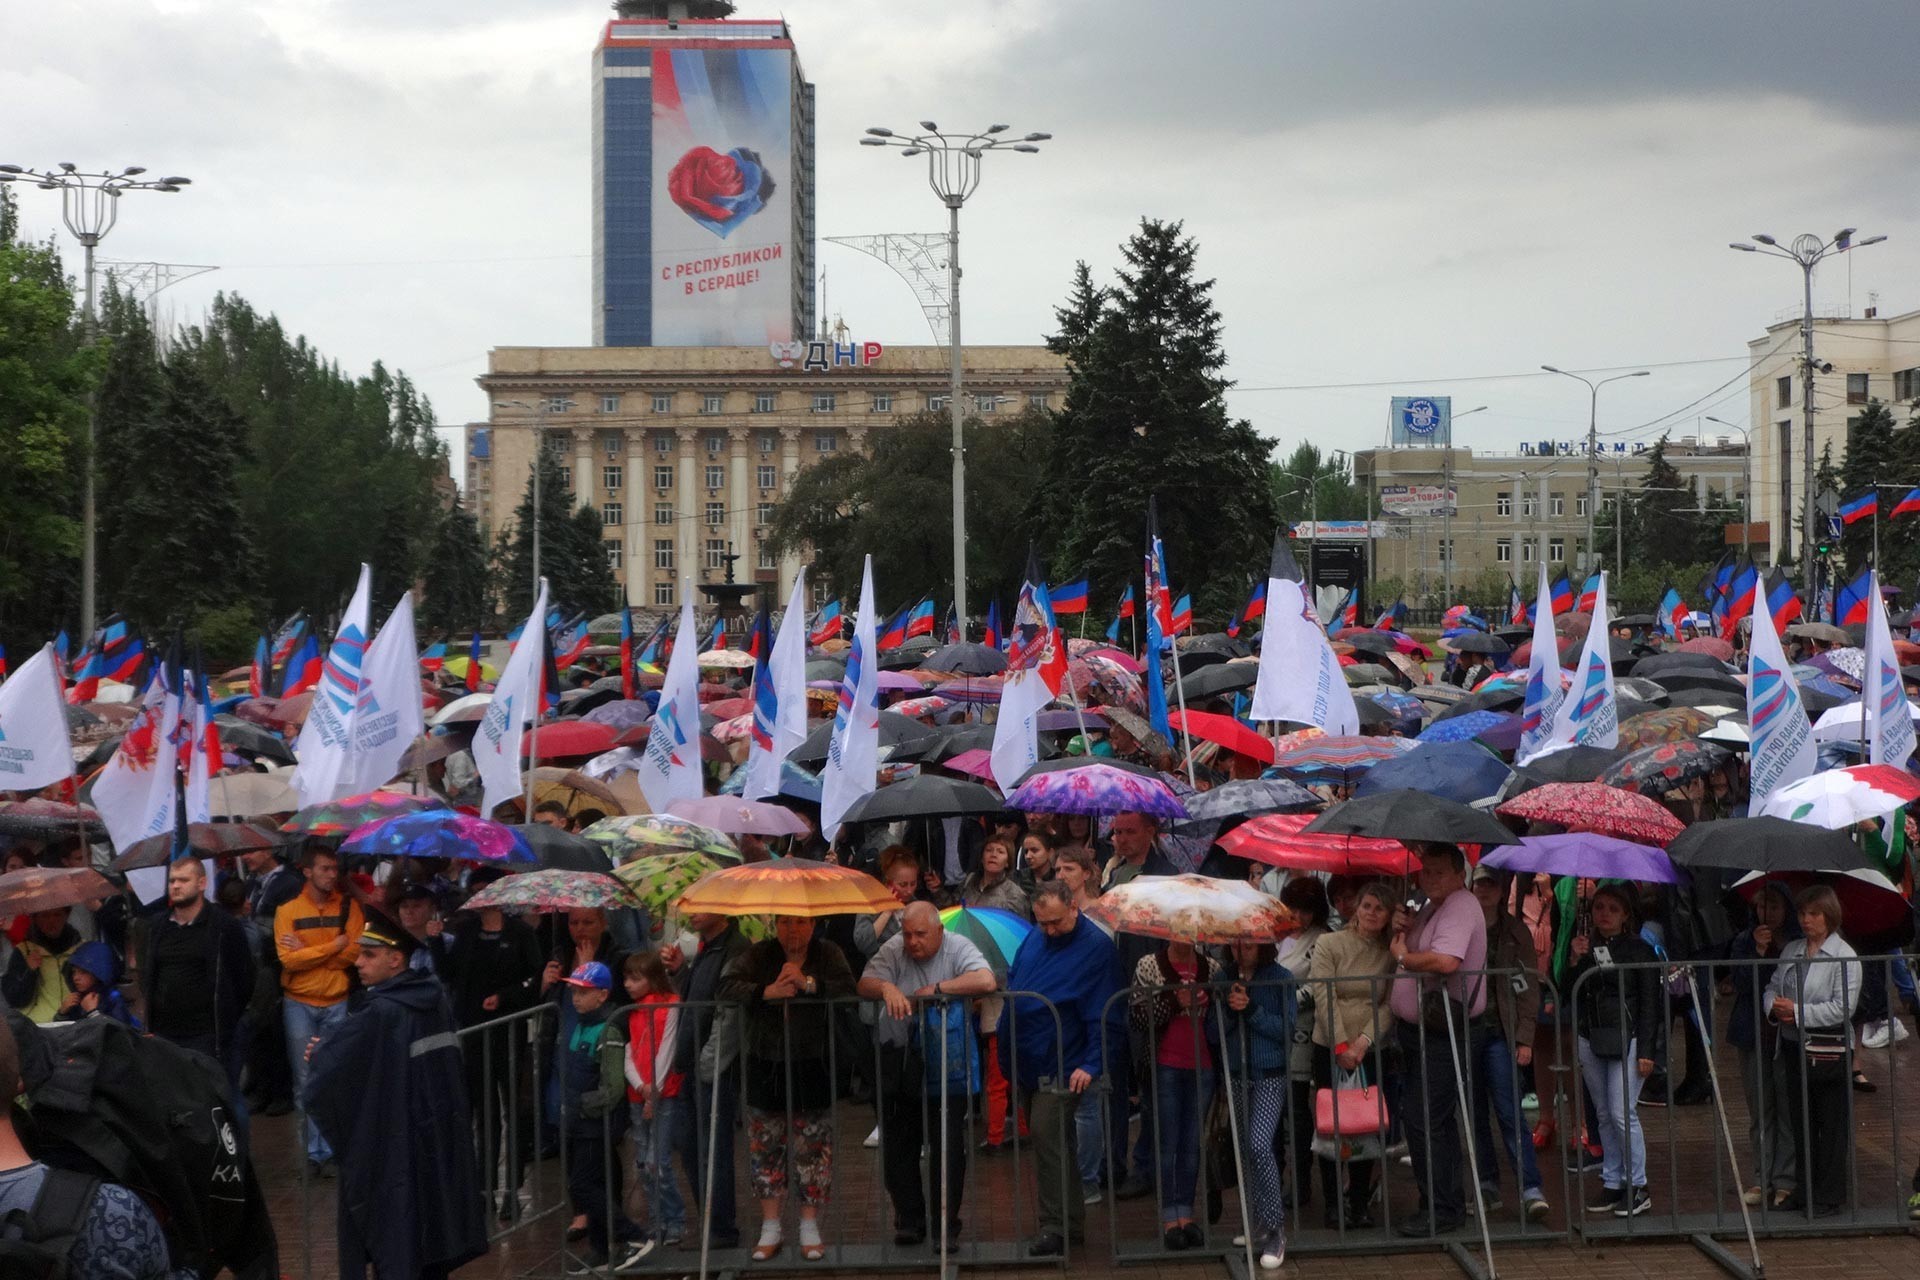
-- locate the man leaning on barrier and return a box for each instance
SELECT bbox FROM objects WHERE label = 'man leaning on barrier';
[1002,880,1126,1258]
[857,901,998,1247]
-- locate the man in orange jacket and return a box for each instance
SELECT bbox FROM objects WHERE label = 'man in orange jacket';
[275,844,364,1177]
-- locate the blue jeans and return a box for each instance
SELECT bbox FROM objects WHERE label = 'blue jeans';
[284,997,347,1164]
[1470,1034,1544,1199]
[633,1096,688,1239]
[1075,1088,1104,1190]
[1153,1063,1213,1221]
[1578,1036,1646,1191]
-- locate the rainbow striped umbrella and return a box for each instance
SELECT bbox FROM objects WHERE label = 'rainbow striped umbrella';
[938,905,1033,976]
[1267,735,1416,785]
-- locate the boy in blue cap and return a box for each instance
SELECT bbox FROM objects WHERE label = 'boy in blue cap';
[560,960,638,1272]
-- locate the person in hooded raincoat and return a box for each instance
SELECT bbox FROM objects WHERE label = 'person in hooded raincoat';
[306,909,487,1279]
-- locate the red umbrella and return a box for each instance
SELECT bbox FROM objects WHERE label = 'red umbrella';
[1677,636,1735,662]
[1510,635,1579,668]
[522,719,622,759]
[705,696,752,720]
[1168,709,1276,765]
[1217,813,1417,875]
[1495,781,1686,847]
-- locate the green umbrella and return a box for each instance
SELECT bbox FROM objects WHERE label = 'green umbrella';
[581,814,740,864]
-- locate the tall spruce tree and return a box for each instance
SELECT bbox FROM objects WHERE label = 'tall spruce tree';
[1036,220,1277,621]
[496,447,619,618]
[1838,399,1908,572]
[421,504,494,633]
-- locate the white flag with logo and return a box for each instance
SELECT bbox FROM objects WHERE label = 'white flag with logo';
[821,556,880,841]
[638,589,705,813]
[1546,571,1619,751]
[1516,560,1571,765]
[1864,571,1917,770]
[1250,534,1359,734]
[476,579,548,817]
[1746,595,1816,801]
[93,668,182,853]
[745,570,810,802]
[290,564,373,808]
[345,589,425,793]
[0,645,75,793]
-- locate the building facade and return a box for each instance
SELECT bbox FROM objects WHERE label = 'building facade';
[592,16,815,346]
[1745,305,1920,565]
[1355,441,1747,601]
[468,343,1069,612]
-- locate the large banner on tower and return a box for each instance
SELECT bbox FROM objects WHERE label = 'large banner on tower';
[650,47,797,345]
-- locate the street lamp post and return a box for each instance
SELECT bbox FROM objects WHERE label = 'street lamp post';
[0,163,190,640]
[1730,229,1885,587]
[860,123,1049,636]
[497,397,576,602]
[1438,405,1487,607]
[1703,415,1753,560]
[1541,366,1650,581]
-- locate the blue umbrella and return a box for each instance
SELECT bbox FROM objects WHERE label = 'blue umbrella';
[1418,710,1519,749]
[1353,740,1513,806]
[719,757,822,803]
[1364,689,1425,736]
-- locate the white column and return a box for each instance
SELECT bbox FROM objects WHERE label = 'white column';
[779,427,803,598]
[728,427,752,589]
[624,428,646,606]
[572,428,595,514]
[676,428,699,597]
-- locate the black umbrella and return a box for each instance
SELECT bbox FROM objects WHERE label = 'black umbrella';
[1179,663,1259,701]
[1800,686,1849,716]
[804,659,845,682]
[1181,633,1252,659]
[918,642,1007,676]
[837,775,1005,823]
[790,710,943,766]
[1632,653,1731,680]
[1660,686,1745,712]
[1613,614,1657,629]
[1342,632,1396,656]
[1172,778,1319,829]
[558,688,622,718]
[518,823,615,874]
[1431,685,1527,721]
[1613,677,1669,707]
[877,637,938,671]
[1304,789,1521,847]
[1493,627,1531,647]
[212,715,299,765]
[1651,670,1745,698]
[1353,698,1393,727]
[1445,633,1509,656]
[64,704,101,730]
[1509,744,1628,785]
[1666,817,1870,874]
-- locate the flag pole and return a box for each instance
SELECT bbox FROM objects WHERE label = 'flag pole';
[1167,634,1198,789]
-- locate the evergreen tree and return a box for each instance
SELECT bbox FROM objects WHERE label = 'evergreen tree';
[421,504,493,633]
[496,447,619,618]
[1271,443,1366,526]
[1838,399,1904,571]
[1035,220,1278,621]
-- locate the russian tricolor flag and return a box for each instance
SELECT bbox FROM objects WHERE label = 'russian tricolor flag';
[1840,492,1877,525]
[1049,578,1089,615]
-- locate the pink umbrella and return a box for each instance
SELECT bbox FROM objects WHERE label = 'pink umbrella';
[942,747,997,780]
[877,670,929,692]
[664,796,810,837]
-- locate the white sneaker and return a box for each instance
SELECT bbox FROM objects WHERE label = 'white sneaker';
[613,1240,656,1273]
[1232,1234,1248,1247]
[1260,1238,1286,1270]
[1862,1020,1891,1050]
[1893,1018,1912,1043]
[864,1124,881,1149]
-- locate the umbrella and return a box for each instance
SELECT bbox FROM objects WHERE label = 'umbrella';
[790,710,940,766]
[1063,656,1145,714]
[1598,740,1733,793]
[718,757,821,802]
[1268,735,1416,785]
[836,775,1005,823]
[873,670,928,694]
[204,770,300,819]
[462,868,641,913]
[664,796,811,837]
[1364,689,1427,735]
[110,821,285,872]
[393,735,461,775]
[1480,833,1680,884]
[583,699,654,732]
[892,695,954,719]
[1304,789,1522,847]
[1411,684,1467,707]
[612,851,733,920]
[1753,764,1920,829]
[1216,812,1417,875]
[1168,709,1276,765]
[1510,745,1627,784]
[918,642,1008,676]
[1352,742,1513,806]
[522,768,627,818]
[518,823,617,873]
[442,654,499,684]
[1617,706,1718,747]
[1495,781,1686,846]
[521,720,622,759]
[1171,778,1319,828]
[1340,632,1396,656]
[431,692,493,727]
[804,659,846,682]
[696,650,755,670]
[941,747,995,780]
[703,696,753,721]
[1003,762,1188,821]
[581,814,741,863]
[1036,709,1108,734]
[1179,662,1259,701]
[1649,670,1746,699]
[340,810,535,862]
[1444,632,1509,656]
[1613,677,1670,707]
[938,905,1032,976]
[1431,684,1527,720]
[1699,718,1750,749]
[1352,698,1393,729]
[710,713,753,743]
[1087,874,1296,944]
[1013,755,1160,784]
[1812,699,1920,742]
[1676,636,1736,661]
[1343,663,1399,686]
[0,800,106,839]
[1384,651,1431,688]
[1417,711,1518,747]
[210,716,298,765]
[0,867,114,916]
[1100,706,1173,758]
[920,724,997,763]
[678,857,897,917]
[1821,647,1866,682]
[280,790,446,837]
[1666,816,1871,874]
[1731,869,1914,949]
[1632,653,1730,680]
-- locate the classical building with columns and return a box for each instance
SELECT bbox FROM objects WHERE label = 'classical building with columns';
[468,343,1069,615]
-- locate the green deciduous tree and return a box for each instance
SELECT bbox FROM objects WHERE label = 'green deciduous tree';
[1271,443,1366,526]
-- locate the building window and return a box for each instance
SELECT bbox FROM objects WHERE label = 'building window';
[1894,368,1920,401]
[652,393,673,414]
[653,432,671,454]
[815,432,837,453]
[653,465,673,490]
[758,544,777,571]
[705,502,724,527]
[653,540,674,570]
[754,392,775,413]
[1496,491,1512,517]
[545,396,571,413]
[975,394,997,413]
[871,393,893,413]
[703,393,724,414]
[928,395,947,413]
[705,539,726,570]
[1846,372,1869,404]
[1549,492,1565,517]
[605,541,623,571]
[1496,539,1512,563]
[1548,537,1565,561]
[601,501,622,526]
[757,502,773,526]
[654,581,675,607]
[704,464,724,491]
[1436,538,1452,564]
[654,504,673,526]
[600,395,621,414]
[1521,539,1536,563]
[603,433,620,458]
[1575,494,1589,517]
[602,464,622,491]
[1028,393,1050,410]
[757,432,774,454]
[705,434,722,456]
[1778,419,1793,539]
[757,464,777,490]
[812,393,836,413]
[1776,376,1792,409]
[1521,493,1537,518]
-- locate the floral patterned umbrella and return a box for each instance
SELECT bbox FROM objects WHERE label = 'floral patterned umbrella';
[279,790,447,837]
[1616,706,1717,748]
[1003,761,1189,820]
[677,857,897,918]
[338,810,535,862]
[580,813,741,863]
[1753,764,1920,830]
[1268,735,1416,785]
[1086,874,1297,944]
[1598,740,1733,794]
[1063,655,1146,715]
[1495,781,1687,847]
[460,868,643,913]
[710,712,754,743]
[613,851,730,917]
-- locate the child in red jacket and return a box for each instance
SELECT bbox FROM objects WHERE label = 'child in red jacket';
[620,951,687,1261]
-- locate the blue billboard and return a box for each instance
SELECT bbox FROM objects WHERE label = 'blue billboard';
[1389,395,1452,445]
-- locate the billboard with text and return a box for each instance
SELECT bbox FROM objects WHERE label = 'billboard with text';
[1389,395,1452,445]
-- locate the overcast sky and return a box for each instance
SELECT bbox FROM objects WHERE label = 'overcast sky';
[8,0,1918,465]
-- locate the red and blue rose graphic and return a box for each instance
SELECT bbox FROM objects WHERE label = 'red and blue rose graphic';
[668,145,775,239]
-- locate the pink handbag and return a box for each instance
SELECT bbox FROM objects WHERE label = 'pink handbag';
[1314,1082,1384,1139]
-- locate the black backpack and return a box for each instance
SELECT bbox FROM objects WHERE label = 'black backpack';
[0,1167,101,1280]
[6,1012,278,1280]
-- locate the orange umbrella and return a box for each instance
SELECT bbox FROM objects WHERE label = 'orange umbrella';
[678,857,896,918]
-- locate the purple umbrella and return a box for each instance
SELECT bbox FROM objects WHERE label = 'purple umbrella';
[1480,832,1680,884]
[340,810,536,863]
[663,795,810,837]
[1037,709,1110,733]
[877,670,929,693]
[1004,761,1189,821]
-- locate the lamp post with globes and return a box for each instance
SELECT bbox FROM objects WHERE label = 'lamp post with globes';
[0,163,190,640]
[1540,366,1650,581]
[1729,229,1886,589]
[859,123,1049,636]
[495,398,576,603]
